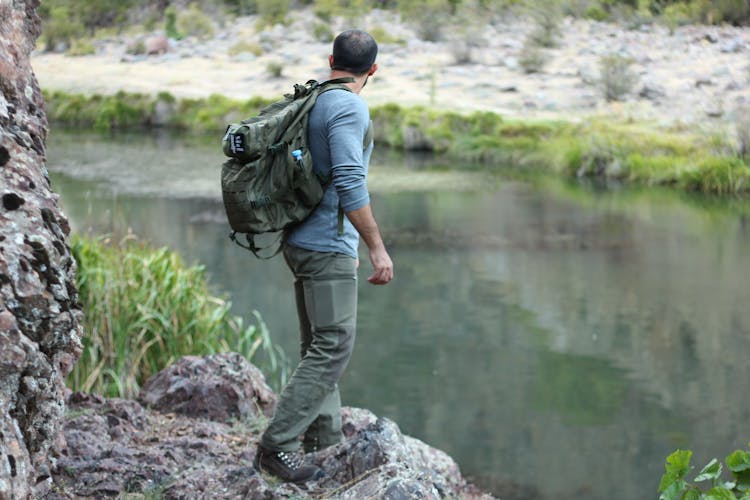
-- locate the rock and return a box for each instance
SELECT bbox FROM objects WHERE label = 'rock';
[639,82,667,101]
[138,352,277,421]
[1,1,84,498]
[145,35,169,55]
[720,37,744,53]
[51,355,494,499]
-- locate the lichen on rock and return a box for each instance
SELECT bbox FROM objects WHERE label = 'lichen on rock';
[1,1,84,498]
[49,353,495,499]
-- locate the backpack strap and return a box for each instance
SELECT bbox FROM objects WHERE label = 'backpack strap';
[230,231,285,259]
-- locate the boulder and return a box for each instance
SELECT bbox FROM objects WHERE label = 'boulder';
[0,1,84,498]
[51,355,495,499]
[138,352,277,421]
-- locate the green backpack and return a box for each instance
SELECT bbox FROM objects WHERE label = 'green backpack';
[220,78,354,257]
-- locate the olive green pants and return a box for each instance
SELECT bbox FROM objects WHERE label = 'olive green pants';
[260,245,358,453]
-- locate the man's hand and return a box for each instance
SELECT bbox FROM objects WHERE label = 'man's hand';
[367,246,393,285]
[345,203,394,285]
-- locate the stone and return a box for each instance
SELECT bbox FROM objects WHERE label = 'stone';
[138,352,277,421]
[0,1,84,498]
[50,355,495,499]
[145,35,168,55]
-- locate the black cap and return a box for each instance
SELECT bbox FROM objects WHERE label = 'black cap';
[331,30,378,74]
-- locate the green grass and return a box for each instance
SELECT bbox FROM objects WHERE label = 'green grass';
[70,234,286,398]
[43,90,750,195]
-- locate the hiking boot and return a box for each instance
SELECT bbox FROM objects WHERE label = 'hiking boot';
[253,446,323,483]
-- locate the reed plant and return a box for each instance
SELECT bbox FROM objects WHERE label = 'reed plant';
[70,234,286,398]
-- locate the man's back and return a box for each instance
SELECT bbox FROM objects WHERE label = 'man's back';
[285,89,373,258]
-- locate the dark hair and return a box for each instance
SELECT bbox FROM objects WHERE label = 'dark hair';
[331,29,378,75]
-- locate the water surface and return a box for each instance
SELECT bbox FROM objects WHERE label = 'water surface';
[47,130,750,500]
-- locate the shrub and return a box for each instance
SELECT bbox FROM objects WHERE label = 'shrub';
[176,4,216,40]
[598,53,638,102]
[228,40,263,56]
[41,6,84,51]
[224,0,258,15]
[312,0,339,22]
[266,60,284,78]
[519,39,548,74]
[68,38,96,56]
[525,1,562,48]
[397,0,453,41]
[257,0,289,27]
[658,447,750,499]
[584,5,610,21]
[70,235,286,398]
[312,22,334,43]
[736,105,750,162]
[165,6,183,40]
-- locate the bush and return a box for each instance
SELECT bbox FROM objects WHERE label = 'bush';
[525,1,562,48]
[228,40,263,56]
[736,105,750,162]
[599,53,638,102]
[397,0,453,41]
[658,447,750,499]
[312,22,334,43]
[266,60,284,78]
[176,4,216,40]
[41,6,84,51]
[519,42,547,74]
[70,235,286,398]
[67,38,96,56]
[165,6,182,40]
[257,0,290,27]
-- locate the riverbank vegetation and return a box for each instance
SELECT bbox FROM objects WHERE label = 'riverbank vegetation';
[44,89,750,194]
[69,234,286,398]
[658,447,750,499]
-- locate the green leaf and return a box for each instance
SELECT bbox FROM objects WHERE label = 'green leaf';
[696,459,722,483]
[705,486,736,500]
[683,489,702,500]
[727,451,750,473]
[660,450,694,494]
[659,481,686,500]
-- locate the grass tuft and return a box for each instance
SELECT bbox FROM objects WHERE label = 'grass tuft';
[70,234,286,398]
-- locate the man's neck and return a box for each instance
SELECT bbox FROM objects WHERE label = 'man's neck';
[329,70,366,94]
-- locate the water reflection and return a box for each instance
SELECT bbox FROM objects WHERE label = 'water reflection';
[47,130,750,500]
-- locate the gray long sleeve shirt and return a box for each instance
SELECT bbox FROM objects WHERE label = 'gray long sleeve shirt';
[286,88,373,259]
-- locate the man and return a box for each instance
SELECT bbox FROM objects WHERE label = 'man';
[253,29,394,483]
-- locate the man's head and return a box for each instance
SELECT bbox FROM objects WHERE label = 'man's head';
[330,29,378,76]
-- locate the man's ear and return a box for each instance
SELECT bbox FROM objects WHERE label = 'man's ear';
[328,54,335,68]
[368,63,378,76]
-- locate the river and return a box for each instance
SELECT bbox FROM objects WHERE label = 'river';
[46,129,750,500]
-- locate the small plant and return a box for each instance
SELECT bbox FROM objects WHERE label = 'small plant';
[176,4,215,40]
[737,112,750,162]
[228,41,263,57]
[257,0,290,27]
[266,60,284,78]
[312,22,334,43]
[41,6,84,52]
[598,53,638,102]
[525,0,562,48]
[164,6,183,40]
[69,235,287,398]
[125,38,147,56]
[368,26,404,45]
[68,38,96,56]
[398,0,453,42]
[658,446,750,499]
[519,39,548,74]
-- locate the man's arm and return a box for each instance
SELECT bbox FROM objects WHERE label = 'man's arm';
[346,204,393,285]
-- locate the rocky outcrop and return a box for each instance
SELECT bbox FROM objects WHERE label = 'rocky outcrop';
[0,1,84,498]
[49,353,495,499]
